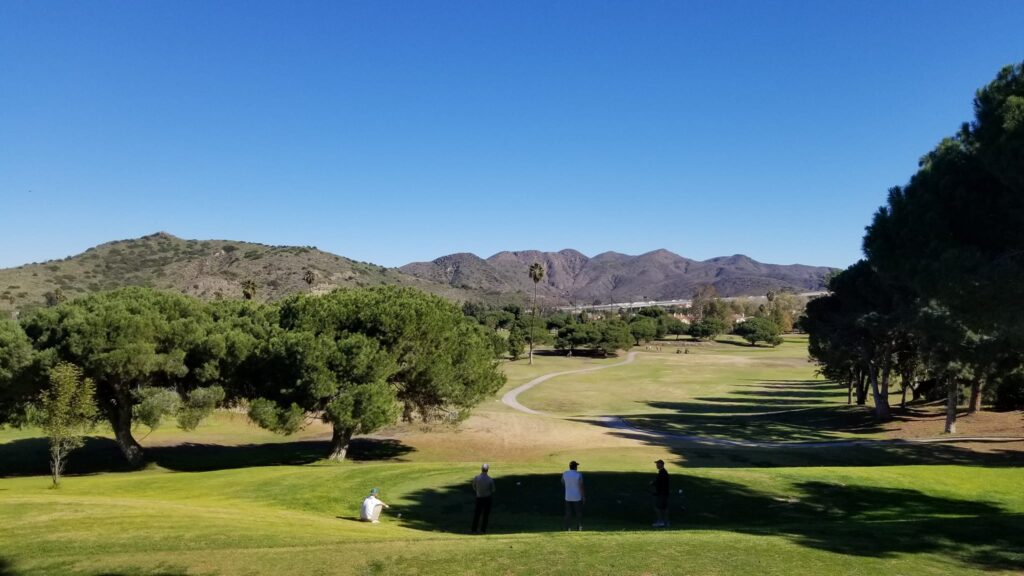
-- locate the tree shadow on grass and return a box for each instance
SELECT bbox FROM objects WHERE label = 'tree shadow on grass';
[622,403,886,442]
[636,379,847,419]
[0,436,413,477]
[735,389,840,399]
[740,379,835,385]
[0,558,18,576]
[534,349,628,359]
[96,565,198,569]
[598,425,1024,468]
[395,471,1023,570]
[24,559,214,576]
[650,398,834,415]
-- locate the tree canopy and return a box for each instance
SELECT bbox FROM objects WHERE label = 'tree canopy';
[806,61,1024,429]
[19,288,233,465]
[0,318,38,425]
[250,286,505,459]
[37,362,98,486]
[734,317,783,347]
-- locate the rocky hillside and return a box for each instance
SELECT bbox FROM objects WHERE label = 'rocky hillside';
[401,249,835,304]
[0,235,836,316]
[0,233,482,315]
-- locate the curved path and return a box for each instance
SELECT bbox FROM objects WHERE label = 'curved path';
[501,352,1024,448]
[501,352,637,415]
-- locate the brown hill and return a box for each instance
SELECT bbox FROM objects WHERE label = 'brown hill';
[401,249,836,304]
[0,234,836,316]
[0,232,481,316]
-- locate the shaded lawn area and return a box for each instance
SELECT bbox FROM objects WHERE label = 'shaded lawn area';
[395,469,1024,572]
[608,377,882,443]
[625,404,884,442]
[0,435,413,477]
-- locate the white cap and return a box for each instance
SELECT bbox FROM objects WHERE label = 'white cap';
[482,463,489,471]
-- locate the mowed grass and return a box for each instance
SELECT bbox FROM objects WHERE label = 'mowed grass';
[517,336,876,442]
[1,336,1022,575]
[1,460,1022,575]
[519,336,832,418]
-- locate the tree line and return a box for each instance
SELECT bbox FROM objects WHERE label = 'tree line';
[0,286,506,477]
[462,285,799,357]
[802,62,1024,431]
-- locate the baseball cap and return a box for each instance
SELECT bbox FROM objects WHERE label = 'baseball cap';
[569,460,579,468]
[654,459,665,464]
[482,463,489,471]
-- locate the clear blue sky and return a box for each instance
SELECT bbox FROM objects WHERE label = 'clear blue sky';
[2,1,1022,269]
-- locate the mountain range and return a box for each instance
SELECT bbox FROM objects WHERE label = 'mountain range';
[400,249,834,304]
[0,233,835,315]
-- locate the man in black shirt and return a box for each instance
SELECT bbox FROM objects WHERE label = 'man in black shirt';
[651,459,670,528]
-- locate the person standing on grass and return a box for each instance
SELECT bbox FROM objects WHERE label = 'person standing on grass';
[360,487,390,523]
[562,460,585,531]
[471,463,496,534]
[651,459,670,528]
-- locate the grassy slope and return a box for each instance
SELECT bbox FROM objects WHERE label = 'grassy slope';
[1,339,1022,575]
[1,462,1020,575]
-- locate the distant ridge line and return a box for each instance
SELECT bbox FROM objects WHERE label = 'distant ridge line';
[401,248,837,303]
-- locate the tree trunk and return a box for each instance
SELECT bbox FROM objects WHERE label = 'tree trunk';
[879,359,892,420]
[868,363,891,421]
[855,370,868,405]
[847,379,852,405]
[110,397,144,467]
[529,284,537,365]
[50,444,63,487]
[328,426,354,461]
[968,379,983,414]
[944,378,958,434]
[900,382,908,409]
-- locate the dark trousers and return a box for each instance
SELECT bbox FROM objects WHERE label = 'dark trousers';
[472,496,492,533]
[564,500,584,530]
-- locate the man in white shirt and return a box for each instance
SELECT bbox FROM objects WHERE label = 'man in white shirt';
[561,460,585,531]
[360,488,389,523]
[471,463,496,534]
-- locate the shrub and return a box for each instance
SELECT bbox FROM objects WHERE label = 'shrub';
[994,373,1024,410]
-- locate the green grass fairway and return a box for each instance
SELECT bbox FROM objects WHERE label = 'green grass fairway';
[518,336,834,418]
[517,336,877,443]
[1,337,1022,575]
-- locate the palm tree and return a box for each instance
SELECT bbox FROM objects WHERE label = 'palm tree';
[528,262,545,365]
[241,279,258,301]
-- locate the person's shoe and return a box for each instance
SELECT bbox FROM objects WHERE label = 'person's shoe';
[371,520,380,524]
[652,522,664,528]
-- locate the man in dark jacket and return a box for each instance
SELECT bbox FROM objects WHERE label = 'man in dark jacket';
[651,459,670,528]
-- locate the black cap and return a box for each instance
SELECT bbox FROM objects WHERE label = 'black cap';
[569,460,579,468]
[655,459,665,464]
